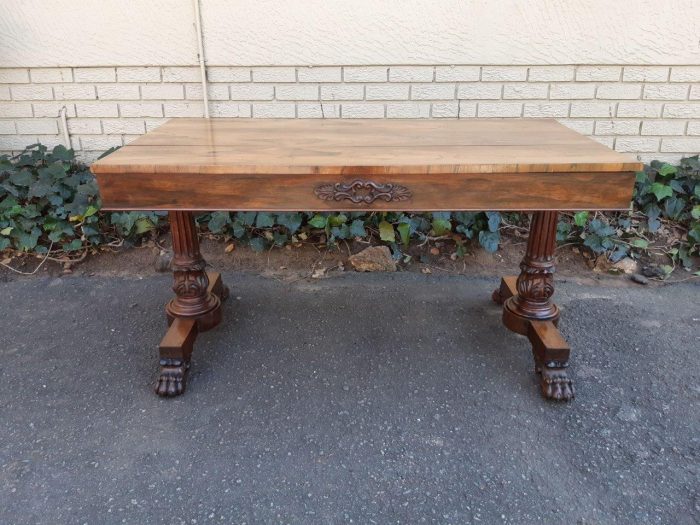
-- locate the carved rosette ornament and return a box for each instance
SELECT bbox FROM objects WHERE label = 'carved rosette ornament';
[314,179,412,204]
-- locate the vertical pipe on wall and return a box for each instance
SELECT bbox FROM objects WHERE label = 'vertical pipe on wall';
[59,106,70,148]
[192,0,210,118]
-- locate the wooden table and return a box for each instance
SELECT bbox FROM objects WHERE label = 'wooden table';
[91,118,640,401]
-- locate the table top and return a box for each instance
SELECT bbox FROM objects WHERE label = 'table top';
[91,118,642,176]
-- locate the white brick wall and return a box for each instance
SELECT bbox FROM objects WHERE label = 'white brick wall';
[0,64,698,164]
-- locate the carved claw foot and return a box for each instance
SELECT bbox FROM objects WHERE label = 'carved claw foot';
[538,366,575,401]
[155,358,189,397]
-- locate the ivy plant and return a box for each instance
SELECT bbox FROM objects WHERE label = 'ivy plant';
[1,142,698,274]
[560,155,699,270]
[0,144,164,254]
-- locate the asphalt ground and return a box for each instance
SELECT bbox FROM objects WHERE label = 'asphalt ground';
[1,272,698,524]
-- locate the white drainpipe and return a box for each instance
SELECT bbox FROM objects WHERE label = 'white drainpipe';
[192,0,210,118]
[59,106,70,148]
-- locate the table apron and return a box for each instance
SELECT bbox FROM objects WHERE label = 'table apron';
[95,171,636,212]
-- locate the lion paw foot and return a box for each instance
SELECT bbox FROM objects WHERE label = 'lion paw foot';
[155,359,189,397]
[539,366,575,401]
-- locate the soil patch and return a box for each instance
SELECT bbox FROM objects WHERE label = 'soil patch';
[2,232,679,289]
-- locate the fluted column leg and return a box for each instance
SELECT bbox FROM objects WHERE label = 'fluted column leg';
[504,211,560,331]
[156,211,224,397]
[165,211,219,320]
[498,211,574,401]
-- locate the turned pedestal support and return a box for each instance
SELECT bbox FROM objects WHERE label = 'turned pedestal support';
[493,211,574,401]
[156,211,228,397]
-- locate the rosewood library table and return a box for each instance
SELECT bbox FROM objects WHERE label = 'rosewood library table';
[91,118,640,401]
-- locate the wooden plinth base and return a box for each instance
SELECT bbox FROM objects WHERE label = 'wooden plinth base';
[493,276,575,401]
[155,272,228,397]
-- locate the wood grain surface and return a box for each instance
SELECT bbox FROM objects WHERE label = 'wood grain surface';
[92,118,641,175]
[91,118,640,211]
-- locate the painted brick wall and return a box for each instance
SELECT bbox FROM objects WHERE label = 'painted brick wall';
[1,65,699,163]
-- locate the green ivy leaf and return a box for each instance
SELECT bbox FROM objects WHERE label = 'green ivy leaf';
[41,163,68,180]
[657,164,677,177]
[111,212,135,235]
[9,169,33,187]
[233,211,254,226]
[0,226,12,235]
[134,217,155,234]
[272,231,289,246]
[255,212,275,228]
[589,219,615,237]
[574,211,589,227]
[688,224,700,244]
[583,234,605,254]
[650,182,673,201]
[486,211,501,232]
[378,220,396,243]
[556,221,572,242]
[609,245,629,262]
[691,205,700,220]
[207,211,231,234]
[478,230,500,253]
[16,229,40,251]
[396,222,410,247]
[349,219,366,238]
[48,230,64,242]
[678,247,692,269]
[50,144,74,162]
[62,239,83,252]
[27,179,53,199]
[631,238,649,249]
[328,214,348,227]
[453,212,476,226]
[669,179,685,194]
[635,171,649,184]
[660,264,674,278]
[42,216,59,232]
[0,196,18,210]
[330,224,351,240]
[249,237,266,252]
[663,196,684,219]
[308,214,327,229]
[276,213,302,234]
[231,220,246,239]
[644,204,661,232]
[432,219,452,236]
